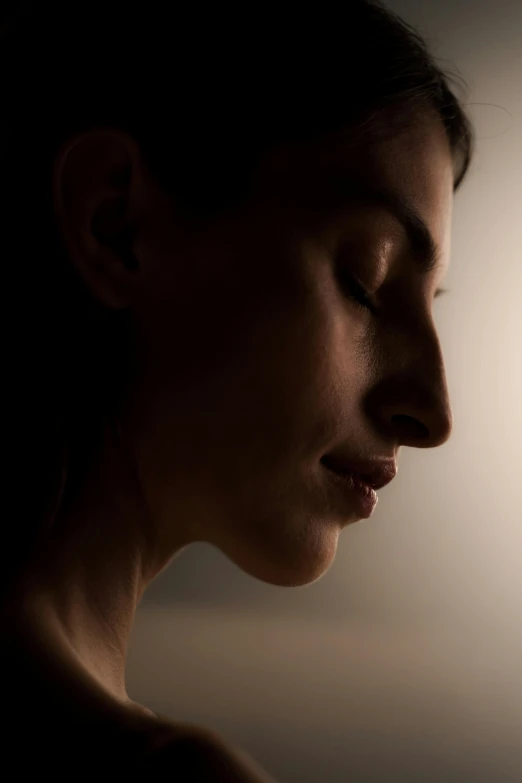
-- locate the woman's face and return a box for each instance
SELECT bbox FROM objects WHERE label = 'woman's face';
[58,113,455,586]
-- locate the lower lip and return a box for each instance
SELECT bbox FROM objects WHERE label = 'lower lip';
[323,468,378,519]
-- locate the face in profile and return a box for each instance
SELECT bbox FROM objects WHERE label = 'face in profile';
[54,111,454,589]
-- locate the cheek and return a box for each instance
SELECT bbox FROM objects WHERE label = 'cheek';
[210,265,374,464]
[133,227,376,496]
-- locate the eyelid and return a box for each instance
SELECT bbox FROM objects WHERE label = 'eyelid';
[342,271,378,314]
[335,234,391,289]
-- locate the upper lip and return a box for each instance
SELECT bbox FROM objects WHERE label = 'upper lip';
[321,454,397,490]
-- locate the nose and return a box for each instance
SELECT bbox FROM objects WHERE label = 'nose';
[366,336,453,449]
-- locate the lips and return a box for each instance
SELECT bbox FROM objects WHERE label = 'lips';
[320,454,397,520]
[320,455,397,490]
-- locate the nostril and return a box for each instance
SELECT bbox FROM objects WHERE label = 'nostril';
[390,414,430,442]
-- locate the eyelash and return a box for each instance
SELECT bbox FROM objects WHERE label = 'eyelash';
[339,271,378,314]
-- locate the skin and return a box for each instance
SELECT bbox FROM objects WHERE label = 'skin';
[3,110,454,778]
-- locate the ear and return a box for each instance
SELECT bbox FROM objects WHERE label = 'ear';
[53,129,146,310]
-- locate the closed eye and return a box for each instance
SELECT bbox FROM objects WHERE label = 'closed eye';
[338,271,378,314]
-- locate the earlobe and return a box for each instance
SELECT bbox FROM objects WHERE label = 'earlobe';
[52,130,143,310]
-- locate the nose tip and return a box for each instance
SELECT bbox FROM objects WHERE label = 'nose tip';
[368,374,453,449]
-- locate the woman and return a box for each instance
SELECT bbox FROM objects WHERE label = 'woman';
[1,0,473,779]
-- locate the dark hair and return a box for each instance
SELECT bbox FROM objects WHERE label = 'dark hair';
[2,1,473,592]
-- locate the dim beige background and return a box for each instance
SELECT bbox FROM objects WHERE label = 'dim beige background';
[127,2,522,780]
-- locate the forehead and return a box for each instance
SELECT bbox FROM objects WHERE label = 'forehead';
[256,115,455,267]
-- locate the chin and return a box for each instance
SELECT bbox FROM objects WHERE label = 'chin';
[224,517,342,588]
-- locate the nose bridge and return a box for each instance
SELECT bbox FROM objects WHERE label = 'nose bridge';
[370,319,452,448]
[411,320,449,399]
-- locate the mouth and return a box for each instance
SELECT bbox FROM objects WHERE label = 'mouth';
[320,454,397,519]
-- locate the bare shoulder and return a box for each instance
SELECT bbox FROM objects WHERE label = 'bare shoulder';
[135,718,275,782]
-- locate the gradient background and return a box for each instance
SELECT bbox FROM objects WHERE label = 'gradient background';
[126,2,522,780]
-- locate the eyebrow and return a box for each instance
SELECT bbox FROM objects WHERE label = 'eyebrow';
[329,175,440,274]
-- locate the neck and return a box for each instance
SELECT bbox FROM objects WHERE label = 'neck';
[5,424,182,708]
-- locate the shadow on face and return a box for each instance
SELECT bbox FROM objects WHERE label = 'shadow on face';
[53,111,455,588]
